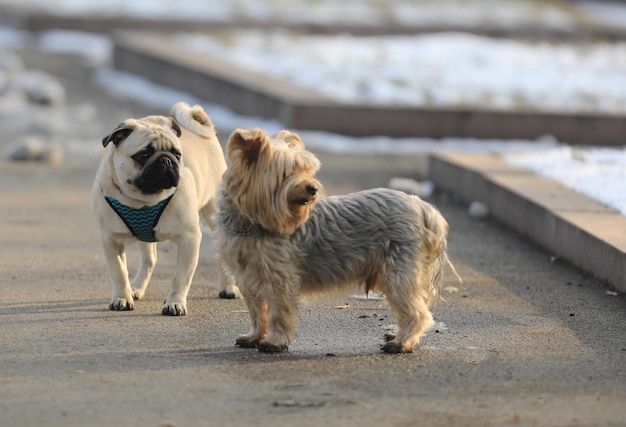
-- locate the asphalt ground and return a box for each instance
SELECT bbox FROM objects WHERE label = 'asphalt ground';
[1,49,625,427]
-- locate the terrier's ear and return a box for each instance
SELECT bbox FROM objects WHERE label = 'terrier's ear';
[102,123,135,147]
[228,128,270,162]
[274,130,304,149]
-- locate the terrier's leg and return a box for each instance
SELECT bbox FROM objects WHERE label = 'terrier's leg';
[381,275,434,353]
[218,266,241,300]
[236,293,268,348]
[258,285,299,353]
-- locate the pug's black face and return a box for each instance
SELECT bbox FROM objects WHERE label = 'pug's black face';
[102,117,184,196]
[130,144,181,194]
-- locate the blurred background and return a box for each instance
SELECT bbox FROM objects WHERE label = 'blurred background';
[1,0,626,211]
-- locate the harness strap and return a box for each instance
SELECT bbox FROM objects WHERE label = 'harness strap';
[104,194,174,242]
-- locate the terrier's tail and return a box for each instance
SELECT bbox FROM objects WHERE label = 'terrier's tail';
[444,252,463,284]
[418,199,463,307]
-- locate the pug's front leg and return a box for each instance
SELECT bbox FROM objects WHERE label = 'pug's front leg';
[162,233,201,316]
[102,237,134,311]
[131,242,157,300]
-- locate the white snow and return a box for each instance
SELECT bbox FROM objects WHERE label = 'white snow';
[176,30,626,114]
[0,0,585,29]
[91,66,626,219]
[388,178,434,198]
[93,66,564,155]
[1,0,626,217]
[468,201,490,219]
[505,147,626,216]
[37,30,112,65]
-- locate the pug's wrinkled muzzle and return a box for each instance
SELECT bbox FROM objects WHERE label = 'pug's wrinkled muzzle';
[132,153,180,194]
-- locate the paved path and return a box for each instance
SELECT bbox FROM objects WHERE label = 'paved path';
[1,49,625,427]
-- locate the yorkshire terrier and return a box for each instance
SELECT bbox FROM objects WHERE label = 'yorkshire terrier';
[214,128,458,353]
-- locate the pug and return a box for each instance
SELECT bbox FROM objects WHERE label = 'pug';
[91,102,240,316]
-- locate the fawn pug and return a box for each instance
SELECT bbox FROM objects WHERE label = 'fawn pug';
[92,102,238,316]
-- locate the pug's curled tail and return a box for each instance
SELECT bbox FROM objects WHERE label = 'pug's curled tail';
[170,102,215,138]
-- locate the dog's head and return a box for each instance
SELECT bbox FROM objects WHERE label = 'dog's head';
[102,115,183,201]
[224,128,322,235]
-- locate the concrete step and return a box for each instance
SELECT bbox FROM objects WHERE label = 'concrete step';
[430,152,626,292]
[111,31,626,144]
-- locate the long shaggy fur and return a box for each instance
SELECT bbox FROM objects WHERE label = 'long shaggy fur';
[215,128,456,353]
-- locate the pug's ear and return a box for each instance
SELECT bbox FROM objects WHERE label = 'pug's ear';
[102,125,135,147]
[170,119,182,137]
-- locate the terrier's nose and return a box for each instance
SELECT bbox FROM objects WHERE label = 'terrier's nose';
[306,184,318,196]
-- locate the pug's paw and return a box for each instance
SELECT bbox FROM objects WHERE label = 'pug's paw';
[109,298,134,311]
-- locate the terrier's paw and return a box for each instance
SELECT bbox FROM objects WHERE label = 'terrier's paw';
[109,298,134,311]
[235,335,260,348]
[381,341,414,354]
[219,290,239,299]
[218,285,242,299]
[162,302,187,316]
[384,332,396,342]
[258,340,288,353]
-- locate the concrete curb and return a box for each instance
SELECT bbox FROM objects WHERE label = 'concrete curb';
[429,153,626,292]
[111,31,626,144]
[3,4,626,40]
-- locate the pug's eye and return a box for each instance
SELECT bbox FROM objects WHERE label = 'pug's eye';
[132,150,152,166]
[171,149,181,160]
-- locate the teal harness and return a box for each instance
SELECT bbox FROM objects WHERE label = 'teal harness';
[104,194,173,242]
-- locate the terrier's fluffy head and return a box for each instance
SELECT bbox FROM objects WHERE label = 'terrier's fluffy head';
[224,128,322,235]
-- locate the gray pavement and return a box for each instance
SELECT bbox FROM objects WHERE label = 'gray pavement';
[1,50,625,427]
